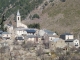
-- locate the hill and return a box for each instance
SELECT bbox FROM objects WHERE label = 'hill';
[23,0,80,36]
[0,0,80,36]
[0,0,43,20]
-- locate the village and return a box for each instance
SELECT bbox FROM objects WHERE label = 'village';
[0,10,80,60]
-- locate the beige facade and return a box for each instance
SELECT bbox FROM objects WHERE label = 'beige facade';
[49,38,66,50]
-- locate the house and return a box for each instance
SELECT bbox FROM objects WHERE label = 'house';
[14,28,37,36]
[15,36,24,40]
[25,35,41,43]
[2,32,11,40]
[15,36,24,44]
[65,39,79,48]
[39,29,57,40]
[73,39,79,48]
[49,38,67,50]
[14,27,26,36]
[60,33,74,40]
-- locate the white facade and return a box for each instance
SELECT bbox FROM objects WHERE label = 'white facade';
[16,10,28,28]
[73,39,79,48]
[65,35,74,40]
[26,35,41,43]
[2,32,11,39]
[49,37,56,41]
[14,27,26,36]
[16,10,21,27]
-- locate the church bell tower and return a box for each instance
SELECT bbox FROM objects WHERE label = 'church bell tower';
[16,10,21,27]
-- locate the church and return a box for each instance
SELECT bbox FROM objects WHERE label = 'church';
[16,10,28,28]
[14,10,38,36]
[5,10,38,38]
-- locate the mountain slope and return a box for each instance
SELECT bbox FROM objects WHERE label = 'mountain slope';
[0,0,44,20]
[23,0,80,36]
[1,0,80,36]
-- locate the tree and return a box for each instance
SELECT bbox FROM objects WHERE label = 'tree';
[32,14,40,19]
[9,21,12,25]
[60,0,66,2]
[28,23,40,29]
[0,14,6,31]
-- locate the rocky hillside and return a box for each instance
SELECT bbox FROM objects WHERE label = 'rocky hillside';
[1,0,80,36]
[23,0,80,36]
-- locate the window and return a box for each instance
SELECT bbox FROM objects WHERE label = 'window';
[18,17,19,20]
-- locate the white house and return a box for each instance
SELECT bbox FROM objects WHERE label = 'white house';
[39,29,57,41]
[14,27,25,36]
[60,33,74,40]
[14,27,37,36]
[73,39,79,48]
[2,32,11,40]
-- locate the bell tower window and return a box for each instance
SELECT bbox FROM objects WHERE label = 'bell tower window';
[18,17,19,20]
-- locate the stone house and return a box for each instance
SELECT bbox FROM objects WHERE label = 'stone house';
[39,29,57,40]
[25,35,41,44]
[49,38,67,50]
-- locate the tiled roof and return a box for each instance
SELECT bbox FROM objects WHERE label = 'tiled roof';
[15,36,24,40]
[27,35,41,38]
[26,29,36,33]
[2,32,10,34]
[44,30,54,34]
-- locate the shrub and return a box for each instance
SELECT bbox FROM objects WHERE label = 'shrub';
[32,14,40,19]
[28,23,40,29]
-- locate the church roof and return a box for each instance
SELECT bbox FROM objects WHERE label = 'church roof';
[26,29,36,33]
[17,10,20,16]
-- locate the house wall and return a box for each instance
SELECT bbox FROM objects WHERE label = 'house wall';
[2,34,11,39]
[49,40,66,50]
[73,39,79,48]
[15,30,27,36]
[55,40,66,48]
[65,35,74,40]
[49,37,56,41]
[27,37,41,44]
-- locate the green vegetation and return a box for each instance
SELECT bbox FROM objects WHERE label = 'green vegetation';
[32,14,40,19]
[28,23,40,29]
[0,15,6,31]
[0,0,44,22]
